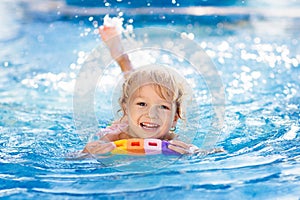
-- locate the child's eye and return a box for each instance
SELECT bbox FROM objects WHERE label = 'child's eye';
[137,102,146,107]
[159,105,170,110]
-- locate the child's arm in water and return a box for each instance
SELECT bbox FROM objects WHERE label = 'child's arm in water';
[82,140,116,154]
[99,26,133,74]
[82,129,127,154]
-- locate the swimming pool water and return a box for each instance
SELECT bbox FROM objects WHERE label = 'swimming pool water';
[1,0,300,199]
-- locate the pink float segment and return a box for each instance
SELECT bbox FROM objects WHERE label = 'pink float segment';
[144,139,162,154]
[111,138,180,155]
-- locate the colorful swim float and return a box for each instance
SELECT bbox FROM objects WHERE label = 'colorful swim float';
[111,138,181,155]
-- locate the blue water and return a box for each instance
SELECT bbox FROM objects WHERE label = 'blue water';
[1,0,300,199]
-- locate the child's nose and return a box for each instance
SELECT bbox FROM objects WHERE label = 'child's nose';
[148,105,158,119]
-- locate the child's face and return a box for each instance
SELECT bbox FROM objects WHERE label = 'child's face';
[125,84,178,139]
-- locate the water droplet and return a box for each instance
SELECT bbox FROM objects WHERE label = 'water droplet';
[3,61,9,67]
[128,18,133,23]
[254,37,261,44]
[251,71,261,79]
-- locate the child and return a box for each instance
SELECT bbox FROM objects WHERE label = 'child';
[82,18,223,155]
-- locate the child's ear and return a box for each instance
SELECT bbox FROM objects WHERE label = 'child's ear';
[172,113,179,126]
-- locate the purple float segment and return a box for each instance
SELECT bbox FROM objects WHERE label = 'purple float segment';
[144,139,162,155]
[162,141,181,155]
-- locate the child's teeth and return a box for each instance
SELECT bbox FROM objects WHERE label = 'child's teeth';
[142,123,158,128]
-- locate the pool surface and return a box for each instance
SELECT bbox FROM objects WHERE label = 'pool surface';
[1,0,300,199]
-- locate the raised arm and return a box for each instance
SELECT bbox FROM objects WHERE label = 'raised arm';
[99,26,133,74]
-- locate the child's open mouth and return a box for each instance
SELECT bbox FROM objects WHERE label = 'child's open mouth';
[140,122,160,131]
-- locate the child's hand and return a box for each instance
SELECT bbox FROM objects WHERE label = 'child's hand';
[168,140,198,155]
[99,26,124,60]
[82,141,116,154]
[99,26,121,43]
[168,140,226,155]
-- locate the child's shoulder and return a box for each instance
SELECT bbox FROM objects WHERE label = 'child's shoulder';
[161,132,178,141]
[109,121,128,131]
[98,121,129,141]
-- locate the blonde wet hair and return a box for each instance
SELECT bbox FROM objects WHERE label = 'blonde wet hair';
[119,64,192,122]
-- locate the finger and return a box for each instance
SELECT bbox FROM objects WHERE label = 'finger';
[82,141,99,153]
[84,142,115,154]
[94,142,116,154]
[98,26,116,40]
[169,140,191,149]
[102,25,113,31]
[99,26,119,34]
[168,144,190,155]
[98,27,103,36]
[208,147,226,154]
[99,25,111,31]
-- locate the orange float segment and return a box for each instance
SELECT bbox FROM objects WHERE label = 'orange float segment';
[111,139,128,154]
[126,138,145,155]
